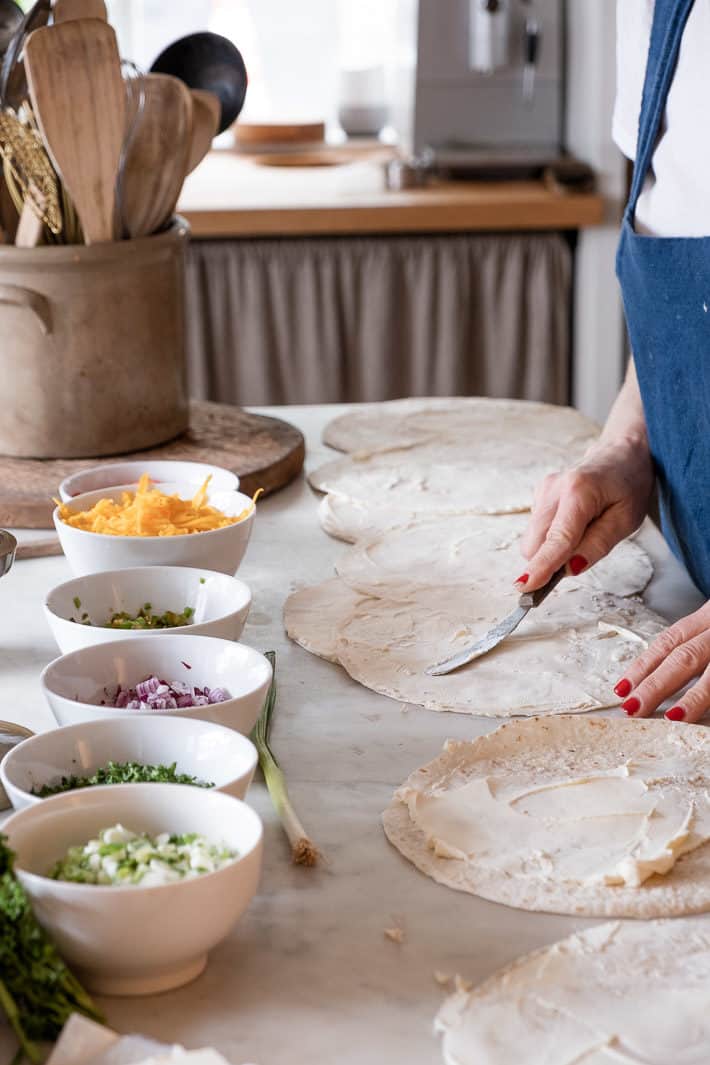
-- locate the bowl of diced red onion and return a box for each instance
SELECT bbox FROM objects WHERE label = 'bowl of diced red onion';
[40,634,273,735]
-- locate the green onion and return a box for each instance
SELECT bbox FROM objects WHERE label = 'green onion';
[252,652,319,867]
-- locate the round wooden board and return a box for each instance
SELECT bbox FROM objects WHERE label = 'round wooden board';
[0,401,305,528]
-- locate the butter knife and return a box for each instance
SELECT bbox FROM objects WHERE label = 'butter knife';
[425,565,566,676]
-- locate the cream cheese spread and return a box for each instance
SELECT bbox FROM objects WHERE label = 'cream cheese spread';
[400,763,710,888]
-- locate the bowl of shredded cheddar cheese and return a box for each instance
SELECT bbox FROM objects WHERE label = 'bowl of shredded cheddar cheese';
[54,476,257,577]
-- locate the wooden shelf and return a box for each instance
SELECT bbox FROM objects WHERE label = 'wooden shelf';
[178,150,605,239]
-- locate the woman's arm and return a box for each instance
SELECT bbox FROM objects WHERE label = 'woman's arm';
[518,358,655,589]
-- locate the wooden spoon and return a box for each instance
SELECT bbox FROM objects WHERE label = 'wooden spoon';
[15,196,44,246]
[186,88,220,175]
[118,73,193,238]
[52,0,107,22]
[24,18,125,243]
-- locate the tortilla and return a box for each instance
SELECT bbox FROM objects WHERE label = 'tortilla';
[334,586,665,717]
[384,716,710,918]
[435,918,710,1064]
[335,513,653,600]
[283,578,367,663]
[323,397,599,455]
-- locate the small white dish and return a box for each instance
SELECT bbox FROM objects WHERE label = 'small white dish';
[1,716,258,810]
[41,633,272,734]
[58,461,239,502]
[45,566,252,654]
[54,484,255,577]
[3,783,263,995]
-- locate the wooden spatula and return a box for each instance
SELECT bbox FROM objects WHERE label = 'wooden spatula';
[52,0,107,22]
[186,89,220,175]
[118,73,193,238]
[24,18,125,243]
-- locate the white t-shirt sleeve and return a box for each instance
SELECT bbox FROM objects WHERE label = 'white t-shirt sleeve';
[612,0,654,161]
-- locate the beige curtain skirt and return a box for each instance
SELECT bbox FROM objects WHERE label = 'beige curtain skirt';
[185,232,572,406]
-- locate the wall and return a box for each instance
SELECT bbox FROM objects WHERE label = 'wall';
[565,0,627,423]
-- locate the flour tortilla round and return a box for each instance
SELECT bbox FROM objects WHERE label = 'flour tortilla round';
[435,917,710,1064]
[283,578,366,663]
[335,586,665,717]
[384,716,710,918]
[309,435,593,518]
[335,513,653,600]
[323,397,599,455]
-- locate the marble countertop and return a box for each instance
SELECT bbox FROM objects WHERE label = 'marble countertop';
[0,404,705,1065]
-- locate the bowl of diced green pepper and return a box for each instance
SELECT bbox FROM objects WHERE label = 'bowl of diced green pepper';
[44,565,251,653]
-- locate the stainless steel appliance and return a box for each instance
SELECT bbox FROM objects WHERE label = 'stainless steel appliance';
[414,0,566,176]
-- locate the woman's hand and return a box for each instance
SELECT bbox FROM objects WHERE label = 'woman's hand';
[517,433,655,590]
[615,603,710,723]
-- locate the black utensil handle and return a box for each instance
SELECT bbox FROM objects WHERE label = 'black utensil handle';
[518,565,566,609]
[524,16,540,67]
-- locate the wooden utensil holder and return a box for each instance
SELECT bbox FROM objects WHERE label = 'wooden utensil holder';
[0,218,189,458]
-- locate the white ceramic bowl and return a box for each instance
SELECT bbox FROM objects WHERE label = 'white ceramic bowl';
[45,566,252,654]
[54,484,255,577]
[41,634,272,734]
[3,783,263,995]
[1,716,258,810]
[58,460,239,501]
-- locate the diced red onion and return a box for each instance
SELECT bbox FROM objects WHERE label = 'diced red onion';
[104,674,232,711]
[208,688,230,704]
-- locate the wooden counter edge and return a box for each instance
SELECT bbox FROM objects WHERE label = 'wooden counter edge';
[182,191,605,239]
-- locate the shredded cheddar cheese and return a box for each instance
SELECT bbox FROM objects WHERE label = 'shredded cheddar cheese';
[57,474,256,537]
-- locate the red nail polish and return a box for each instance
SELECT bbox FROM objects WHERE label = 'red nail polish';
[569,555,588,576]
[515,573,529,585]
[665,706,686,721]
[614,678,632,698]
[622,697,640,715]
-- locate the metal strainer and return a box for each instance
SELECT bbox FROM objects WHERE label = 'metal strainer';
[0,719,34,811]
[0,529,15,578]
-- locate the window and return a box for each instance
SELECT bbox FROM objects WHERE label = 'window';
[106,0,418,143]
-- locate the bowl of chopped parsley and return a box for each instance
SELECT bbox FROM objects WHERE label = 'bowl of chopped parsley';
[44,565,251,653]
[0,715,258,810]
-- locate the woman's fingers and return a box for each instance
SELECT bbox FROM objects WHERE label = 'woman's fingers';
[565,503,634,579]
[615,613,710,720]
[519,477,561,561]
[665,666,710,723]
[616,606,710,698]
[519,483,600,590]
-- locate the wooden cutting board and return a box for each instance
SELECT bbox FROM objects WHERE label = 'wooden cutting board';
[0,401,305,528]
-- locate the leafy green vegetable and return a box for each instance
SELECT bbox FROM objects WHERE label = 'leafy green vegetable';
[33,760,213,797]
[0,835,103,1063]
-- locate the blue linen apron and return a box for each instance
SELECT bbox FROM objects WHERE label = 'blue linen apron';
[616,0,710,596]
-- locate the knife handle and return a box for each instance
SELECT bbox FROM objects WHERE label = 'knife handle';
[518,565,566,609]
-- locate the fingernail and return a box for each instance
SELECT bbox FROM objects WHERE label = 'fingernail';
[614,678,632,698]
[665,706,686,721]
[622,697,640,715]
[569,555,588,576]
[515,573,529,585]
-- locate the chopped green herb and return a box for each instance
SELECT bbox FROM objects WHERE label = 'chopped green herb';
[33,760,213,797]
[0,836,103,1063]
[199,577,206,584]
[72,596,81,609]
[69,604,196,630]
